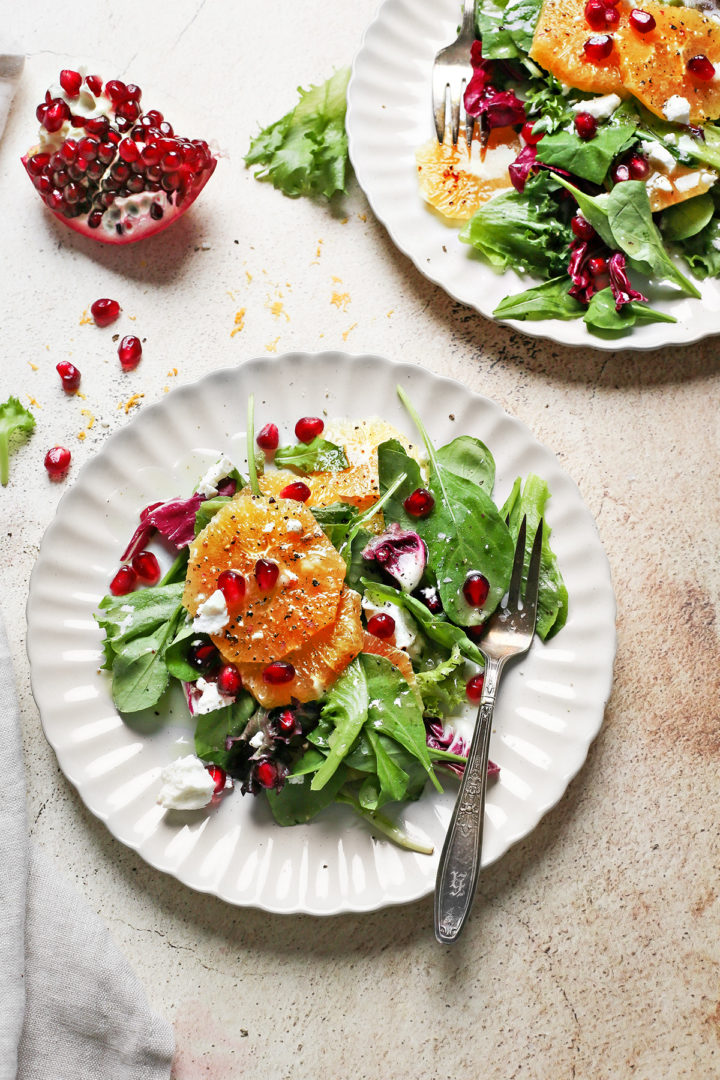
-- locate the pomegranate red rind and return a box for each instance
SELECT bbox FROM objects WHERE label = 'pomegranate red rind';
[23,70,216,244]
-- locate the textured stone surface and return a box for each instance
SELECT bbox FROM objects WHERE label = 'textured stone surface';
[2,3,720,1077]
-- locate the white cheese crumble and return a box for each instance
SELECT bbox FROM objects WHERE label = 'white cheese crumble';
[646,172,674,196]
[662,96,691,125]
[362,597,421,657]
[640,140,676,173]
[249,730,265,749]
[157,755,215,810]
[192,589,229,634]
[196,455,235,498]
[673,172,702,193]
[286,518,303,533]
[194,677,235,714]
[570,93,622,120]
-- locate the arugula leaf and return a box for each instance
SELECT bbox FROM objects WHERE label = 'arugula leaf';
[274,437,349,472]
[460,188,574,277]
[164,620,203,681]
[0,397,35,486]
[359,729,411,809]
[536,122,636,184]
[493,276,584,322]
[476,0,543,58]
[310,659,369,790]
[415,643,468,718]
[583,288,677,334]
[194,694,256,769]
[311,501,359,547]
[661,192,715,242]
[437,435,495,493]
[335,790,434,854]
[554,177,616,246]
[245,68,351,200]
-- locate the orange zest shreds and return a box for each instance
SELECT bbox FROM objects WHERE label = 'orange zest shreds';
[246,271,253,284]
[80,409,95,429]
[230,309,246,337]
[76,391,86,400]
[237,588,364,707]
[77,430,86,440]
[342,322,358,341]
[183,494,346,664]
[386,310,394,318]
[120,392,144,413]
[358,213,367,222]
[266,299,290,321]
[227,289,237,300]
[128,314,136,321]
[163,386,170,393]
[28,361,38,371]
[332,275,343,283]
[265,337,280,353]
[27,395,41,408]
[79,309,93,325]
[331,292,351,311]
[340,217,349,224]
[167,367,178,377]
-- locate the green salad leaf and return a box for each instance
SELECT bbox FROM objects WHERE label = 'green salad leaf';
[583,288,677,334]
[536,122,636,184]
[0,397,35,486]
[673,215,720,279]
[275,437,349,472]
[437,435,495,493]
[460,186,574,277]
[493,277,585,322]
[194,695,257,770]
[661,193,715,242]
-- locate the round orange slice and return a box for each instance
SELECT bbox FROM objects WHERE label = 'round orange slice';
[416,128,521,222]
[237,587,364,707]
[183,494,345,664]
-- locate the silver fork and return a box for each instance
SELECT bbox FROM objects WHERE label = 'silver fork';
[432,0,476,145]
[434,516,544,944]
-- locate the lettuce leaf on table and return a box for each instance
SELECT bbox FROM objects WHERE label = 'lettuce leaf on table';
[0,396,35,486]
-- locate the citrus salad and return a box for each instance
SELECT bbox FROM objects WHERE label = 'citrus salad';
[96,389,568,851]
[417,0,720,334]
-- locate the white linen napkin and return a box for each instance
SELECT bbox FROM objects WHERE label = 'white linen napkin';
[0,54,23,142]
[0,613,175,1079]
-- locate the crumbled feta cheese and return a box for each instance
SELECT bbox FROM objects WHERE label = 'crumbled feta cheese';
[285,518,303,533]
[262,522,275,533]
[196,455,235,498]
[712,237,720,251]
[673,172,702,193]
[676,134,696,156]
[193,589,229,634]
[361,596,420,657]
[663,96,691,125]
[640,140,676,173]
[646,172,674,195]
[569,93,622,120]
[701,170,717,186]
[194,676,235,714]
[249,730,265,749]
[251,630,264,640]
[157,755,215,810]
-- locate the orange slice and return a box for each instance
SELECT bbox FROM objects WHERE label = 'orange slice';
[183,494,345,664]
[646,163,717,212]
[530,0,623,95]
[237,587,364,707]
[416,128,522,222]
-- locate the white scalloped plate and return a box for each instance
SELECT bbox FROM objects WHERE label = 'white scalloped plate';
[26,353,615,914]
[346,0,720,350]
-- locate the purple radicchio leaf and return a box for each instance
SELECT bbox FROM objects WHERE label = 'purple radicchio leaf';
[424,717,499,778]
[121,493,207,561]
[466,88,526,129]
[362,523,427,593]
[508,144,538,194]
[608,252,648,310]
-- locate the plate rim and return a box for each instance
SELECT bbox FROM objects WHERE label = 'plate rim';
[26,350,617,914]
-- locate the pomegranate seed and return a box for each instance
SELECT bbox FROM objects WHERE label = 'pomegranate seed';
[463,572,490,608]
[466,674,485,703]
[583,34,613,61]
[278,709,296,733]
[109,565,137,596]
[43,101,71,133]
[574,112,598,140]
[294,416,324,443]
[466,624,485,641]
[571,214,595,240]
[588,256,608,275]
[367,612,396,639]
[255,559,279,591]
[404,488,435,517]
[91,298,121,326]
[585,0,608,30]
[629,8,655,31]
[604,5,621,28]
[628,154,650,179]
[520,120,543,145]
[125,84,142,102]
[206,764,227,794]
[105,79,128,104]
[56,360,81,391]
[131,550,161,585]
[186,639,221,673]
[118,335,142,370]
[118,138,140,163]
[27,153,50,176]
[262,661,296,685]
[217,664,243,696]
[44,446,71,479]
[279,481,311,502]
[59,70,82,97]
[688,54,715,80]
[217,569,246,605]
[255,760,278,788]
[256,423,279,451]
[612,162,631,183]
[85,74,103,96]
[415,585,443,614]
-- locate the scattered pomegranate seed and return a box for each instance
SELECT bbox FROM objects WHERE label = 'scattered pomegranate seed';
[118,335,142,370]
[279,480,311,502]
[612,162,631,183]
[585,0,608,30]
[44,446,71,479]
[206,764,227,794]
[255,760,279,788]
[520,120,544,145]
[56,360,81,391]
[604,5,621,28]
[687,54,715,80]
[628,154,650,179]
[583,34,613,61]
[217,664,243,696]
[463,572,490,608]
[85,74,103,96]
[588,256,608,276]
[404,488,435,517]
[262,661,296,685]
[294,416,324,443]
[217,569,246,605]
[59,70,82,97]
[109,565,137,596]
[255,559,279,591]
[466,674,485,703]
[186,639,221,673]
[278,709,296,733]
[629,8,656,31]
[256,423,279,451]
[367,612,396,639]
[131,550,161,585]
[571,214,595,240]
[574,112,598,140]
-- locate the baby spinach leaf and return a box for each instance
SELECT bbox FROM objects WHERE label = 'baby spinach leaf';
[361,580,484,665]
[583,288,677,334]
[274,437,349,472]
[437,435,495,493]
[477,0,543,57]
[311,659,369,790]
[493,277,584,322]
[335,790,434,854]
[359,730,410,810]
[377,439,423,526]
[165,621,203,682]
[110,605,185,713]
[661,192,715,241]
[194,694,256,768]
[96,583,185,666]
[267,766,349,826]
[554,177,616,246]
[674,216,720,279]
[536,122,636,184]
[460,188,574,276]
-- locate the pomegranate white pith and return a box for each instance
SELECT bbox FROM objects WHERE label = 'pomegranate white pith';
[22,69,216,244]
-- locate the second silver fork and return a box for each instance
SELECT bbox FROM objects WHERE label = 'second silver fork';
[432,0,477,145]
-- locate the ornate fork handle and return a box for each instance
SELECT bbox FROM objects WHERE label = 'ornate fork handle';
[434,654,503,944]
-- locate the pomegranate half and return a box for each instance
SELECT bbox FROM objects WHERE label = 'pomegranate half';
[22,69,216,244]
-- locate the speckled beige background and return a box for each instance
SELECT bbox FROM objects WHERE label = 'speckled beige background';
[2,2,720,1077]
